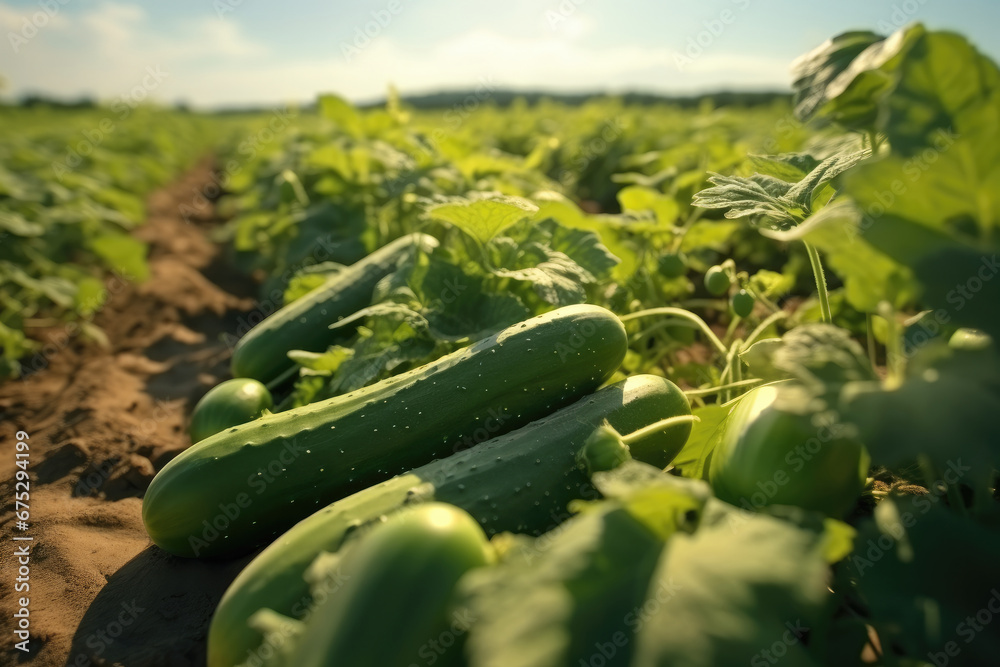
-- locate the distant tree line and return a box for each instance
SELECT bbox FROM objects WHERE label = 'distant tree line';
[0,89,789,113]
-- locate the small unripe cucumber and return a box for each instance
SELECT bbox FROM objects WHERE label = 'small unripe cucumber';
[230,233,439,384]
[207,374,691,667]
[189,379,273,444]
[289,503,492,667]
[144,304,627,558]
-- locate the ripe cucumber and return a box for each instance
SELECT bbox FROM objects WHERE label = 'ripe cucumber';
[189,379,273,444]
[288,503,492,667]
[143,304,628,559]
[207,373,691,667]
[230,233,439,384]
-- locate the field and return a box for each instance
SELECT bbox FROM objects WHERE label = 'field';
[2,22,999,667]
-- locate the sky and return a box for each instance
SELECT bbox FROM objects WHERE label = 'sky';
[0,0,998,109]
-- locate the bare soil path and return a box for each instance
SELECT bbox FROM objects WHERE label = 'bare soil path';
[0,160,260,667]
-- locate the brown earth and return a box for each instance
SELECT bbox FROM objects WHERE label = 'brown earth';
[0,160,261,667]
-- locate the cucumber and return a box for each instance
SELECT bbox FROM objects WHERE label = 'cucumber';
[207,374,691,667]
[189,379,273,444]
[143,304,628,559]
[288,503,492,667]
[231,233,439,384]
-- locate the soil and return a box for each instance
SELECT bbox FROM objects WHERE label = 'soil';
[0,160,261,667]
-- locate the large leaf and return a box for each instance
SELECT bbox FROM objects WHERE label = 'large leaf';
[851,497,1000,665]
[544,221,620,281]
[793,24,925,132]
[429,194,539,246]
[693,173,799,229]
[843,343,1000,494]
[883,30,1000,159]
[461,471,708,667]
[410,254,532,340]
[462,505,665,667]
[694,148,869,232]
[791,30,885,122]
[489,237,596,307]
[846,147,1000,241]
[631,500,834,667]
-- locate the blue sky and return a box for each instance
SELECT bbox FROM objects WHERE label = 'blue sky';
[1,0,998,108]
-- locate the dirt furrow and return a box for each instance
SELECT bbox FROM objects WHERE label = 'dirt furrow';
[0,160,259,667]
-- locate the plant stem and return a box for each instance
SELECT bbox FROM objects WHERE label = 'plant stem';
[684,378,764,398]
[721,339,742,402]
[742,310,788,350]
[803,242,832,323]
[866,313,878,369]
[620,308,728,356]
[621,414,701,447]
[877,302,905,387]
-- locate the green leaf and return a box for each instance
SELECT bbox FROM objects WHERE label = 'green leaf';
[911,245,1000,338]
[851,497,1000,665]
[846,147,999,240]
[748,269,795,300]
[287,346,355,374]
[882,30,1000,159]
[748,153,822,182]
[617,185,680,225]
[317,94,363,137]
[791,30,885,122]
[678,220,741,252]
[532,198,639,280]
[669,405,730,480]
[490,239,594,306]
[794,24,925,131]
[632,500,834,667]
[88,234,150,282]
[410,254,531,341]
[36,276,77,309]
[762,200,917,311]
[782,149,870,209]
[92,186,144,224]
[693,172,799,229]
[543,221,620,281]
[742,324,877,395]
[0,211,44,237]
[461,480,708,667]
[429,194,539,246]
[843,344,1000,493]
[73,277,106,315]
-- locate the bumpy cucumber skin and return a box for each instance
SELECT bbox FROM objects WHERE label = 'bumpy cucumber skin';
[290,503,491,667]
[230,233,439,384]
[207,374,691,667]
[189,379,273,444]
[143,304,628,558]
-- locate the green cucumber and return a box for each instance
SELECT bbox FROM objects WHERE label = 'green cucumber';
[288,503,492,667]
[576,423,631,475]
[189,379,273,444]
[231,233,439,384]
[143,304,627,559]
[207,373,691,667]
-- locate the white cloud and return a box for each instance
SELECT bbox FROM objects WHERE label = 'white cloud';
[0,2,788,108]
[1,1,265,103]
[81,2,145,56]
